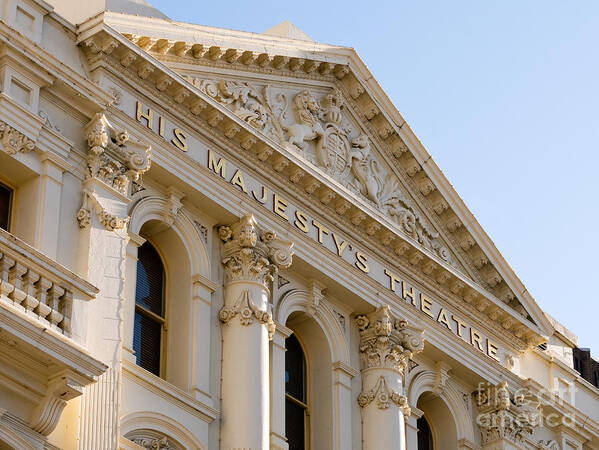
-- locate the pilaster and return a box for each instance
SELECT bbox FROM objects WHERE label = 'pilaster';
[332,360,359,450]
[405,406,423,450]
[122,231,145,364]
[270,322,293,450]
[75,112,151,450]
[190,273,217,406]
[36,152,65,259]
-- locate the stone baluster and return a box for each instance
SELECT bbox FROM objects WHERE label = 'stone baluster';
[0,254,15,297]
[60,290,72,335]
[34,276,53,321]
[218,214,293,450]
[356,305,424,450]
[22,270,40,312]
[47,284,65,330]
[8,263,27,306]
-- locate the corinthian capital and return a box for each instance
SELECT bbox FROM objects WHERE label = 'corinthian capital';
[83,113,152,196]
[219,214,294,286]
[356,305,424,373]
[476,381,541,446]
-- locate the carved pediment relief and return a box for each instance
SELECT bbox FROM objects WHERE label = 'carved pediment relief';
[189,76,462,270]
[77,25,548,351]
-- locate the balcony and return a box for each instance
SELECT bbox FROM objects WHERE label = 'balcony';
[0,228,106,441]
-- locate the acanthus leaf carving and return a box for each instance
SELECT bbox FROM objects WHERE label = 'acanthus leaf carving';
[0,120,36,154]
[219,214,293,340]
[77,190,128,231]
[219,214,293,286]
[356,305,424,373]
[475,381,542,446]
[84,113,152,196]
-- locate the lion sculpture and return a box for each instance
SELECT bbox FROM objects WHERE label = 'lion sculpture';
[283,90,324,151]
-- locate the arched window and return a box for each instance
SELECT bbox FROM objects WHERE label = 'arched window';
[285,334,307,450]
[0,181,12,231]
[133,241,165,376]
[417,415,433,450]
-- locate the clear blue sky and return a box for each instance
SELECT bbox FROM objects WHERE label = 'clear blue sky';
[149,0,599,353]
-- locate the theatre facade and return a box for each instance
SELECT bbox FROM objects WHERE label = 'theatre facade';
[0,0,597,449]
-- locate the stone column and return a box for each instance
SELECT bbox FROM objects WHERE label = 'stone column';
[356,305,424,450]
[218,215,293,450]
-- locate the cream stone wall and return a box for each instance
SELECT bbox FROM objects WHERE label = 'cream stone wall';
[0,1,597,449]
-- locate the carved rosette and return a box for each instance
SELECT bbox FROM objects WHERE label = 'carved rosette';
[476,381,541,446]
[356,305,424,373]
[219,215,293,338]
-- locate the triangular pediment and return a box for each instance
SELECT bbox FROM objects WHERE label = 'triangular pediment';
[263,21,314,42]
[184,75,467,273]
[81,11,554,344]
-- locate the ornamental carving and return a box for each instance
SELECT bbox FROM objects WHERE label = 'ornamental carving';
[219,214,294,286]
[77,190,128,231]
[84,113,152,196]
[0,120,35,154]
[125,430,180,450]
[356,305,424,373]
[195,78,455,265]
[357,375,411,415]
[131,436,173,450]
[475,381,541,446]
[537,441,559,450]
[219,289,276,339]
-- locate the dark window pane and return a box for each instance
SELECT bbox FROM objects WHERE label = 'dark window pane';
[285,334,305,402]
[285,334,307,449]
[285,399,305,450]
[133,311,161,376]
[417,416,433,450]
[135,242,164,316]
[0,183,12,231]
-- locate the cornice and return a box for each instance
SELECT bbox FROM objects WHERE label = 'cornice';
[110,22,555,337]
[72,19,549,344]
[0,20,112,110]
[77,24,548,351]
